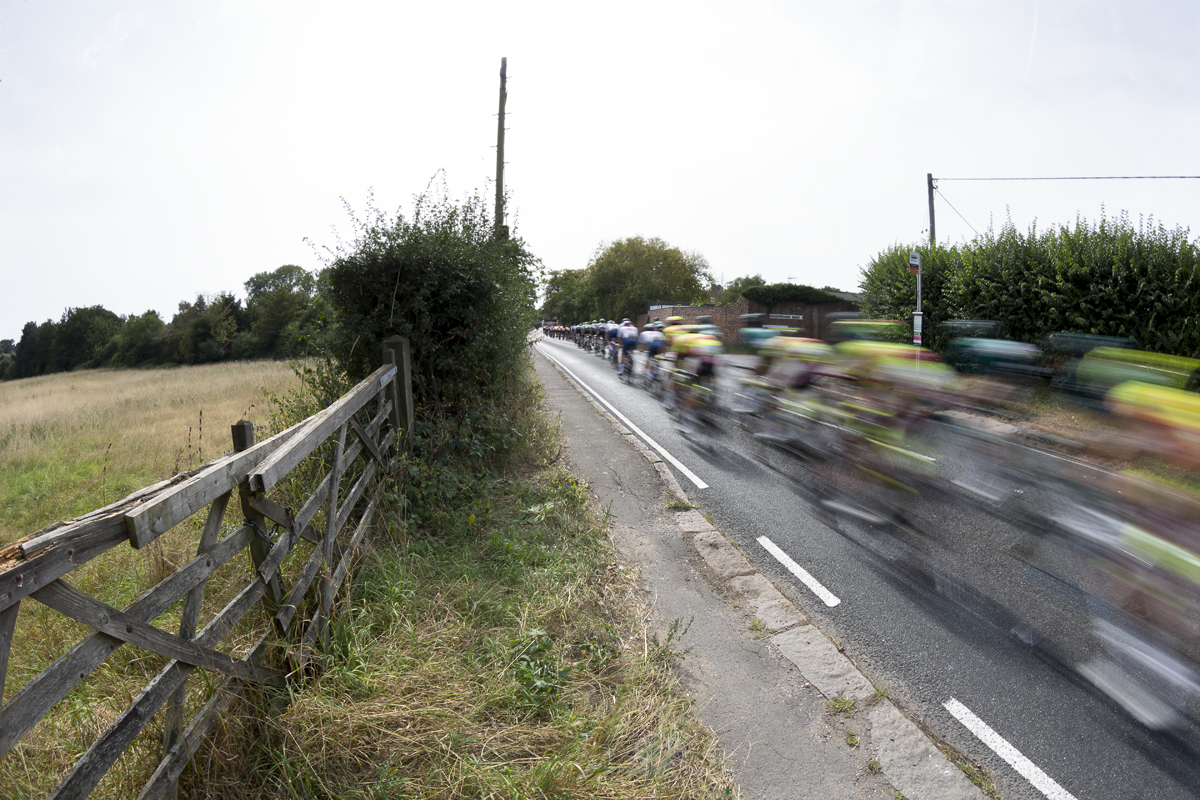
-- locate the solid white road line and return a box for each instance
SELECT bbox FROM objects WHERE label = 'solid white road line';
[943,697,1079,800]
[536,344,710,490]
[757,535,841,607]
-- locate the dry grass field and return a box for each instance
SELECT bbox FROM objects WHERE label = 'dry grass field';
[0,361,305,798]
[0,361,301,545]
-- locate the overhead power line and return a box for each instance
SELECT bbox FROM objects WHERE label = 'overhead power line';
[933,187,979,236]
[936,175,1200,181]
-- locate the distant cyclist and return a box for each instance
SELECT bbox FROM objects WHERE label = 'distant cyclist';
[639,322,666,383]
[617,318,639,375]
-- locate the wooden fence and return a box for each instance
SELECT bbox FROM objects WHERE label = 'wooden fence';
[0,336,414,799]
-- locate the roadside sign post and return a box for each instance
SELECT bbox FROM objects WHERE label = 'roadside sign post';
[909,252,923,345]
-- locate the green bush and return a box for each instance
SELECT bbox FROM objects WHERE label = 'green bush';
[741,283,842,308]
[323,185,540,410]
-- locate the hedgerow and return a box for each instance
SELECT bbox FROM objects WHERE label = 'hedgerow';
[859,211,1200,356]
[322,182,540,411]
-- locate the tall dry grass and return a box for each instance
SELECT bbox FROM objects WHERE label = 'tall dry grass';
[0,361,300,544]
[0,361,300,798]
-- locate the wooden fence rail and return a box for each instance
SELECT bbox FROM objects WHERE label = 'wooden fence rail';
[0,338,414,799]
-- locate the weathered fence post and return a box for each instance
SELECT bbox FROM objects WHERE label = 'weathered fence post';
[234,421,284,609]
[381,335,414,440]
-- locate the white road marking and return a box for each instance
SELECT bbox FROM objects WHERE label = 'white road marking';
[757,536,841,607]
[536,344,709,490]
[943,697,1079,800]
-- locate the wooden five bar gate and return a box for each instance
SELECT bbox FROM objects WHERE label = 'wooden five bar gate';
[0,337,414,799]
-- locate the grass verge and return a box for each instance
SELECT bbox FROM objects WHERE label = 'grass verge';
[177,357,737,799]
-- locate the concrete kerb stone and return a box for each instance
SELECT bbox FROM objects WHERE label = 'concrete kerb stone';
[693,530,757,580]
[727,573,808,632]
[771,624,877,702]
[869,701,982,800]
[674,509,714,533]
[538,348,986,800]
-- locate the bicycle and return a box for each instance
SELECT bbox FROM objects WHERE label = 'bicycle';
[618,348,634,383]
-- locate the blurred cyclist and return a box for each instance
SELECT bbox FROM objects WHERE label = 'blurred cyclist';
[639,321,666,384]
[617,318,639,375]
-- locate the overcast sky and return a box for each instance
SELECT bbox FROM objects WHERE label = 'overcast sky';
[2,0,1198,341]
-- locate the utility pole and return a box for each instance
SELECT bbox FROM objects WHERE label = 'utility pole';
[927,173,936,248]
[494,57,508,239]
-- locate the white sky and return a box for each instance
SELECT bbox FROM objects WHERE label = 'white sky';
[2,0,1198,342]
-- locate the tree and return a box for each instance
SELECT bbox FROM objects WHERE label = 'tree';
[160,295,240,363]
[12,320,55,378]
[719,273,768,305]
[244,264,315,300]
[586,236,711,322]
[858,244,955,348]
[541,268,592,324]
[0,340,13,355]
[109,311,167,366]
[243,265,322,358]
[49,306,122,372]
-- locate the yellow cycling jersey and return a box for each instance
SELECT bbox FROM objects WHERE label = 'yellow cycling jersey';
[1108,380,1200,435]
[671,332,725,357]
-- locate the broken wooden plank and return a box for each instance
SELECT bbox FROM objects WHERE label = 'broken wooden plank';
[1,512,130,614]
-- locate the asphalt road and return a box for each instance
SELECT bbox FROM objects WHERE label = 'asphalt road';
[535,336,1200,800]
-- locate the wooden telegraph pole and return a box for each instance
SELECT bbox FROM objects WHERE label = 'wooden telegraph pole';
[927,173,936,248]
[495,58,508,239]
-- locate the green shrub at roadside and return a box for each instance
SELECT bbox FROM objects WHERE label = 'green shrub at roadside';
[322,183,540,411]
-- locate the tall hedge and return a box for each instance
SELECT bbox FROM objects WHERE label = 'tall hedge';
[857,245,957,350]
[859,212,1200,357]
[323,188,540,410]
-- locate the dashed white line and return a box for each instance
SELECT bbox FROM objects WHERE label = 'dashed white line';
[536,344,709,490]
[943,697,1079,800]
[757,536,841,607]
